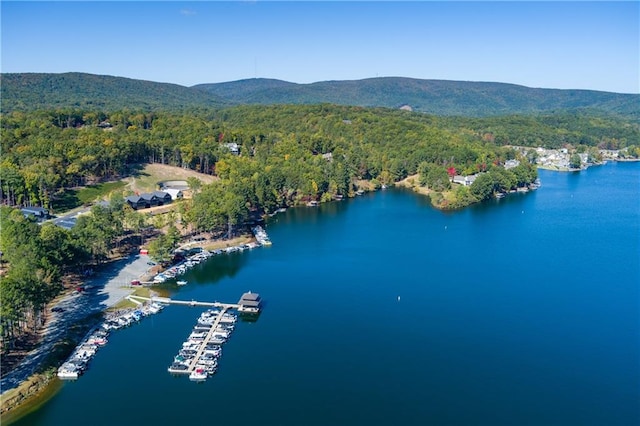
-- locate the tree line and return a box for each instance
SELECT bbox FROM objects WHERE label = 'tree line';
[4,105,635,212]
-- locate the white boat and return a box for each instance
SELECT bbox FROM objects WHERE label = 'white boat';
[177,280,187,286]
[189,368,208,381]
[58,362,82,379]
[57,367,79,379]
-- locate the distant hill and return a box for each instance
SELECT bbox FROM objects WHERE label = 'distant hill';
[194,77,639,118]
[2,73,637,118]
[0,72,228,112]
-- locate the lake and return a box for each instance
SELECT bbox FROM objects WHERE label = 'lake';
[13,162,639,426]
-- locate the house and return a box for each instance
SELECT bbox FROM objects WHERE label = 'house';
[126,191,171,209]
[504,159,520,169]
[223,143,239,155]
[163,188,184,200]
[125,195,148,210]
[152,191,172,205]
[140,193,160,207]
[452,174,478,186]
[21,206,49,221]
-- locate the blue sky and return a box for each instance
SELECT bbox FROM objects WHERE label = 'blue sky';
[2,1,638,93]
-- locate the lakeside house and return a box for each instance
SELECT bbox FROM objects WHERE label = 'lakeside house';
[504,159,520,169]
[452,174,478,186]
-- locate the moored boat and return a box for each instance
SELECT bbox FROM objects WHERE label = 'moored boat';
[189,368,208,381]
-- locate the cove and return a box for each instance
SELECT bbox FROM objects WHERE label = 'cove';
[12,162,640,426]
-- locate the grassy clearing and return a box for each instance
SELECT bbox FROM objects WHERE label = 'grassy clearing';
[125,163,216,194]
[52,164,216,213]
[52,181,126,212]
[77,181,127,205]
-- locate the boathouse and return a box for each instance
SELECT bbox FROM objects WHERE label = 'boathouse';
[238,292,261,313]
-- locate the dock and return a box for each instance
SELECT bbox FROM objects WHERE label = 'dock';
[187,306,229,374]
[128,295,240,310]
[141,293,262,381]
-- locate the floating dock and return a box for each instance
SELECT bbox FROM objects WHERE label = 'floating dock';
[130,293,262,382]
[167,305,235,378]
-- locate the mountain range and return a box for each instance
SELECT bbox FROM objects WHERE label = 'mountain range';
[1,72,638,118]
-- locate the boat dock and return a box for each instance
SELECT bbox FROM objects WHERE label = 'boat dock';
[129,293,262,382]
[184,306,230,375]
[128,293,261,313]
[166,305,238,381]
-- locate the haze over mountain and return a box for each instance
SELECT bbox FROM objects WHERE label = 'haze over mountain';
[194,77,639,117]
[1,72,638,118]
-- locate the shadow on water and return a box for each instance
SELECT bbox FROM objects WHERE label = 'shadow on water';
[239,311,262,323]
[187,252,249,285]
[268,197,352,227]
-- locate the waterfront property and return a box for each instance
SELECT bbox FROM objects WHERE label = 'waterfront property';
[12,163,640,426]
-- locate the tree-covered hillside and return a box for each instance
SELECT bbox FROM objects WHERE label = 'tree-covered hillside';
[2,104,637,213]
[0,73,228,112]
[3,73,638,118]
[194,77,640,118]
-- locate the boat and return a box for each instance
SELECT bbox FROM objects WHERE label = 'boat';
[177,280,187,286]
[189,368,208,381]
[57,363,81,379]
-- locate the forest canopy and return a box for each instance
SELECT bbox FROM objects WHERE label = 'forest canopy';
[2,104,637,211]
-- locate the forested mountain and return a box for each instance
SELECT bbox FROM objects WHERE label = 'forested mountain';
[2,73,638,118]
[194,77,640,118]
[0,73,228,112]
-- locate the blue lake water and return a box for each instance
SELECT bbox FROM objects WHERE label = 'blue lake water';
[13,162,640,425]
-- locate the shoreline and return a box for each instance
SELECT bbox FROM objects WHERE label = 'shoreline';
[0,233,258,423]
[0,254,152,422]
[2,159,636,422]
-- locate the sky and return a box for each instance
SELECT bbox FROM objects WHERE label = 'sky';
[1,1,639,94]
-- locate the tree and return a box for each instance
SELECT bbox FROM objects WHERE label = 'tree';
[186,176,202,194]
[470,173,497,201]
[569,153,582,169]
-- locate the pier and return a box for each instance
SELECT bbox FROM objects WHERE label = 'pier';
[186,306,230,374]
[127,295,240,310]
[133,293,262,381]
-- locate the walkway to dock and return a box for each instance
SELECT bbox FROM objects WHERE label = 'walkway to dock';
[127,295,240,310]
